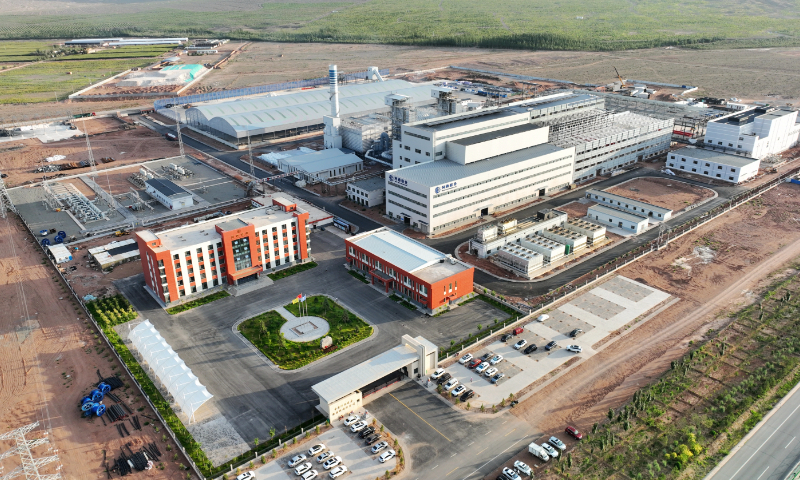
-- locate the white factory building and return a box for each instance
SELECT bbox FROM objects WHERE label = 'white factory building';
[144,179,193,210]
[346,176,385,207]
[588,204,649,234]
[585,189,673,221]
[270,148,363,182]
[702,107,800,159]
[667,146,760,184]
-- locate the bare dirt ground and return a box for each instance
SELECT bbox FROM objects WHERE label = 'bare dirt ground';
[556,200,595,218]
[77,116,128,135]
[0,126,184,187]
[0,215,186,479]
[604,177,716,212]
[490,183,800,477]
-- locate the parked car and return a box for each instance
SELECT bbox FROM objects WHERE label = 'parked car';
[316,451,334,463]
[430,368,445,380]
[302,470,319,480]
[288,454,307,468]
[484,367,498,378]
[437,373,452,385]
[549,436,566,451]
[513,327,524,335]
[567,345,583,353]
[514,339,527,350]
[379,450,396,463]
[358,426,375,438]
[343,415,360,426]
[541,443,559,458]
[451,385,467,397]
[502,467,521,480]
[490,355,504,365]
[545,341,558,351]
[468,358,482,369]
[295,462,312,476]
[460,390,475,402]
[459,353,474,364]
[509,400,518,407]
[365,434,381,445]
[443,378,459,391]
[569,328,584,338]
[523,344,538,354]
[350,421,367,433]
[536,314,549,322]
[501,334,512,342]
[372,441,389,454]
[236,473,254,480]
[328,466,348,478]
[322,456,342,470]
[307,444,326,456]
[565,426,583,440]
[481,352,493,360]
[491,373,505,384]
[513,460,532,476]
[476,363,490,374]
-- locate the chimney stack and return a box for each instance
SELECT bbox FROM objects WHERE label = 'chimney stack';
[329,64,340,118]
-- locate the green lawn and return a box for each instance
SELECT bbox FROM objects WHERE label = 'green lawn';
[267,261,317,281]
[0,40,54,62]
[166,290,230,315]
[238,295,372,370]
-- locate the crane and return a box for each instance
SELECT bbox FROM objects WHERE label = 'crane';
[613,67,626,86]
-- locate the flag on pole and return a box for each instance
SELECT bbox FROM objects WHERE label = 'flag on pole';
[292,298,299,304]
[297,294,302,299]
[300,295,307,302]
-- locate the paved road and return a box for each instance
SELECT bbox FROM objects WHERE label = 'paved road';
[707,384,800,480]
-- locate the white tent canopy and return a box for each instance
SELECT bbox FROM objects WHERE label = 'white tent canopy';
[129,320,213,422]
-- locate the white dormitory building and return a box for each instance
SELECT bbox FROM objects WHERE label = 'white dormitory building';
[386,92,673,234]
[667,147,760,184]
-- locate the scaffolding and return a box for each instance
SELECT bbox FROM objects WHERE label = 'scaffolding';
[542,109,613,145]
[43,182,106,222]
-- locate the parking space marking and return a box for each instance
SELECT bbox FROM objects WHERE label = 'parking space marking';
[388,393,451,442]
[460,435,529,480]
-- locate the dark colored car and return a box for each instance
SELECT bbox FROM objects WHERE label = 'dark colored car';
[460,390,475,402]
[510,400,519,408]
[545,341,558,351]
[481,353,493,360]
[468,358,482,369]
[437,373,452,385]
[359,426,375,438]
[501,334,512,342]
[523,344,538,354]
[364,434,381,445]
[565,426,583,440]
[569,328,584,338]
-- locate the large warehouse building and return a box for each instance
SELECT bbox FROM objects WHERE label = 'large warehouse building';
[702,107,800,159]
[184,79,439,146]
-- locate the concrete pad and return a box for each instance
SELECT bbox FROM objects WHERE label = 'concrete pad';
[277,307,330,342]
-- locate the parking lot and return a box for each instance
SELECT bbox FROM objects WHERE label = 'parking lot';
[250,424,396,480]
[439,276,672,405]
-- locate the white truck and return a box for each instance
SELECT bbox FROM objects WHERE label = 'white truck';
[528,442,550,461]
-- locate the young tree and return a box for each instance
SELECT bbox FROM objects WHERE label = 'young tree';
[608,408,614,421]
[270,427,276,439]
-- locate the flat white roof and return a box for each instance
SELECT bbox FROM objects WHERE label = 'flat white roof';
[672,147,761,168]
[312,343,419,403]
[251,193,333,225]
[588,204,649,223]
[348,227,446,273]
[586,189,672,215]
[279,149,362,174]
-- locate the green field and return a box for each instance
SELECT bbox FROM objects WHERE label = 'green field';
[0,40,56,62]
[0,57,156,104]
[0,0,799,51]
[54,44,176,60]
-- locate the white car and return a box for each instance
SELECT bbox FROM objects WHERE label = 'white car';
[451,385,467,397]
[536,314,549,322]
[484,367,498,378]
[350,421,367,432]
[541,443,559,458]
[288,454,307,468]
[430,368,445,380]
[567,345,583,353]
[316,451,334,463]
[328,466,348,479]
[502,467,521,480]
[490,355,504,365]
[371,441,389,454]
[307,444,326,456]
[236,473,255,480]
[323,456,342,470]
[514,339,527,350]
[514,460,532,475]
[549,436,566,451]
[379,450,396,463]
[443,378,459,391]
[295,462,312,476]
[302,470,319,480]
[458,353,473,364]
[343,415,360,426]
[475,362,489,374]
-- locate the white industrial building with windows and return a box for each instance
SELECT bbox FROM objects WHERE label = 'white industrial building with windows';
[144,178,193,210]
[702,107,800,159]
[586,189,673,221]
[667,146,760,184]
[588,204,649,234]
[346,177,385,207]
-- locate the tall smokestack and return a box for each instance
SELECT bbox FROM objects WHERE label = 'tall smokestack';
[329,64,340,118]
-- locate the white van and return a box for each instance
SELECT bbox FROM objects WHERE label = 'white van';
[528,442,550,461]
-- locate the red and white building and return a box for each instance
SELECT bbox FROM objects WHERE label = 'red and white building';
[136,198,310,305]
[345,227,474,314]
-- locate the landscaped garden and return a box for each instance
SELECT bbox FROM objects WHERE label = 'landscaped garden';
[238,295,372,369]
[166,291,230,315]
[267,261,317,281]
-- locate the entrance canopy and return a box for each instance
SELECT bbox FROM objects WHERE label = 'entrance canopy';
[129,320,213,422]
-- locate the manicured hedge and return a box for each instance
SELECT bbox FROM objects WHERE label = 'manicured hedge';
[166,291,230,314]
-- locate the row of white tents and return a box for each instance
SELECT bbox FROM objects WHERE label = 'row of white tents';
[129,320,213,423]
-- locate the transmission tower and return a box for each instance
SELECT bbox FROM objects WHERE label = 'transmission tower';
[0,421,61,480]
[0,175,16,218]
[172,107,185,158]
[81,117,97,178]
[247,135,255,178]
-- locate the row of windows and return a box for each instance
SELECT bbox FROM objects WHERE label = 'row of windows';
[402,131,431,141]
[668,164,736,180]
[669,156,739,172]
[432,212,480,231]
[388,181,427,199]
[575,134,663,163]
[433,170,569,218]
[432,155,573,199]
[433,162,571,209]
[388,199,427,218]
[387,190,427,209]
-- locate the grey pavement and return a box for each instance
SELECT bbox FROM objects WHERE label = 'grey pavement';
[706,382,800,480]
[115,229,509,449]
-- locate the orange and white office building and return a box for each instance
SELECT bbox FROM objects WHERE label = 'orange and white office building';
[136,197,310,305]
